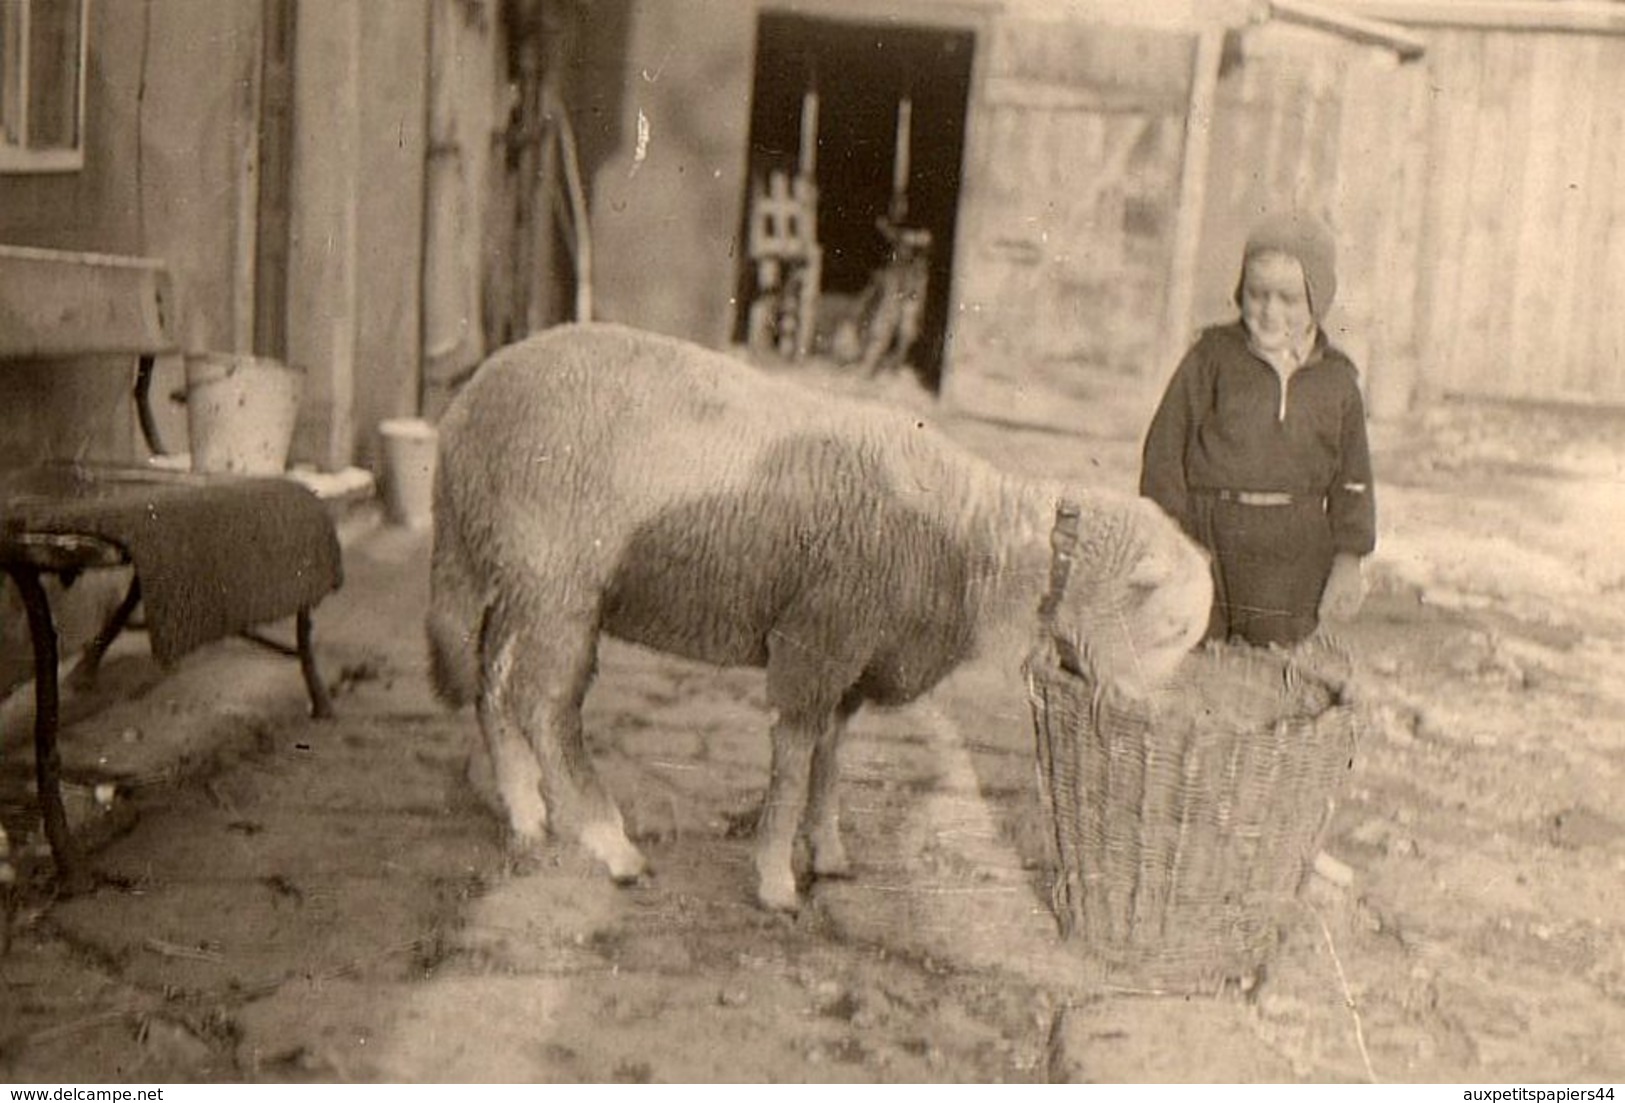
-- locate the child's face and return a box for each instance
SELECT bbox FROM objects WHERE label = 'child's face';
[1241,252,1313,352]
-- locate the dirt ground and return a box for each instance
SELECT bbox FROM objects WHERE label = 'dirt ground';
[1,361,1622,1084]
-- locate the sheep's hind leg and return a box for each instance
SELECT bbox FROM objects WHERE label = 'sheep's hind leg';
[477,605,549,848]
[506,608,649,884]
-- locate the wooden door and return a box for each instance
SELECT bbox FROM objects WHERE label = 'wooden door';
[949,20,1193,418]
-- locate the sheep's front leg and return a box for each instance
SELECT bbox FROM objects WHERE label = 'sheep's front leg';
[802,692,863,880]
[758,629,863,911]
[755,710,821,912]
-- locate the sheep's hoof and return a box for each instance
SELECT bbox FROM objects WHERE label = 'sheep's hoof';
[580,822,649,884]
[755,873,801,914]
[810,836,851,880]
[606,849,653,887]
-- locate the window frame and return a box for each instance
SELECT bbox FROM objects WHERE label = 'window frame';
[0,0,91,174]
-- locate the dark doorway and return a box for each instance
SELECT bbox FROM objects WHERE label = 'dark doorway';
[735,12,975,392]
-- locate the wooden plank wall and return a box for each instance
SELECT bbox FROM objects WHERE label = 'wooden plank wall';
[1179,21,1625,412]
[1331,45,1429,419]
[950,18,1192,390]
[961,88,1188,367]
[1189,35,1346,345]
[1417,29,1625,404]
[1182,26,1437,419]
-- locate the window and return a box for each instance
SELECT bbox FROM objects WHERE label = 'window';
[1,0,88,173]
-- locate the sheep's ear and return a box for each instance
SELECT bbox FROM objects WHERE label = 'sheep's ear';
[1125,552,1173,589]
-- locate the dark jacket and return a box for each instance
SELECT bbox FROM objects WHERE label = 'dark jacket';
[1140,322,1376,556]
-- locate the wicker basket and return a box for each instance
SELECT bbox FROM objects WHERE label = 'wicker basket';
[1024,506,1360,993]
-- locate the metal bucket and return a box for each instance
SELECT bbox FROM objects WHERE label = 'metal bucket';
[184,353,302,475]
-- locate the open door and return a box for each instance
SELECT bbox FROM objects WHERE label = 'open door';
[734,12,974,393]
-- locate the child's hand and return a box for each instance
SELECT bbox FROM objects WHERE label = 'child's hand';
[1318,553,1366,623]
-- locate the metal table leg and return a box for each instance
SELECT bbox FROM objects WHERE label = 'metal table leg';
[4,566,87,889]
[71,575,143,688]
[297,606,334,719]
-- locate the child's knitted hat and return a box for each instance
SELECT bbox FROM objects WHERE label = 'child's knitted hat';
[1234,211,1339,320]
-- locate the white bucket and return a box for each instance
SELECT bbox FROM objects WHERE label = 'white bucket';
[379,417,438,530]
[185,354,303,475]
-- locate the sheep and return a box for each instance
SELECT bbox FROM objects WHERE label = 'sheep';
[428,322,1211,912]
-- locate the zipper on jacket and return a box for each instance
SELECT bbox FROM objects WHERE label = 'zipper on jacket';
[1263,363,1292,423]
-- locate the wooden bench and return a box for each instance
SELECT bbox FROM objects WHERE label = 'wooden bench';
[0,244,340,890]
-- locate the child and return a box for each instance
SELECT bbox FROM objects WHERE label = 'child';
[1140,211,1375,647]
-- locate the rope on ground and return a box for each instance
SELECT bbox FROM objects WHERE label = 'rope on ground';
[1303,896,1380,1084]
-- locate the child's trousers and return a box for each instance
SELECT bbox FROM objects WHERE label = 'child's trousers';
[1190,492,1335,647]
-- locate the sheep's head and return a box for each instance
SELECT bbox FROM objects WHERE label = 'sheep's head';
[1043,494,1212,698]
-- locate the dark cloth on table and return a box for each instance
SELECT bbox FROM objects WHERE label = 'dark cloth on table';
[2,465,342,664]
